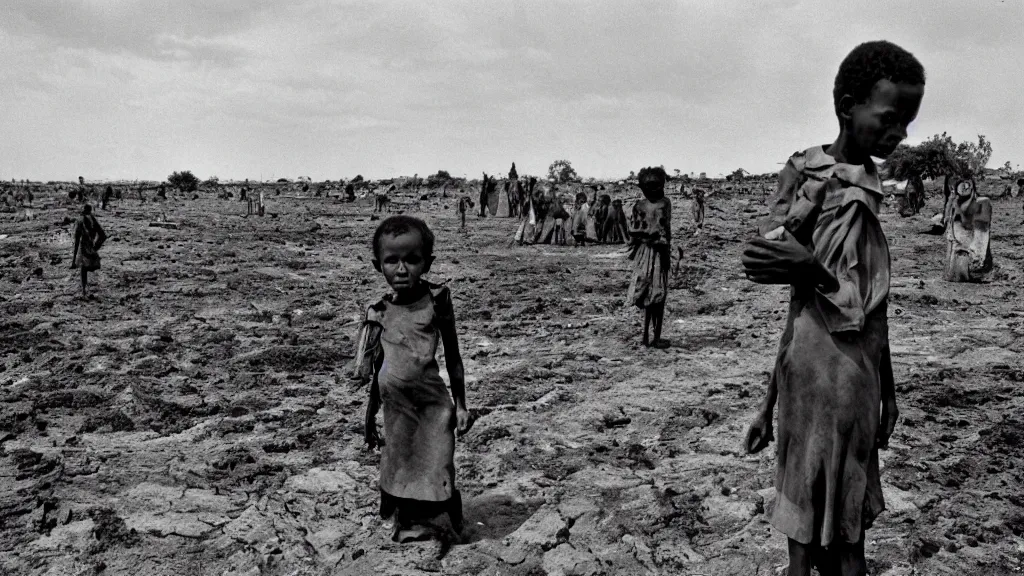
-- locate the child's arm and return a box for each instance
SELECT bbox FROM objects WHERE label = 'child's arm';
[69,223,81,268]
[94,221,108,251]
[663,198,672,244]
[365,359,382,449]
[436,290,470,435]
[877,343,898,449]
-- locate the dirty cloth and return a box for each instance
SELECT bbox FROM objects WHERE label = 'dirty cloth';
[74,215,106,272]
[571,202,590,240]
[626,196,671,309]
[352,285,460,530]
[758,145,890,546]
[943,181,993,282]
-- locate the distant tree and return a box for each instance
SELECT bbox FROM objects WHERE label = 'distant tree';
[628,170,636,180]
[730,168,746,182]
[673,169,681,178]
[548,160,579,183]
[351,175,364,184]
[425,170,452,187]
[203,175,219,186]
[168,170,200,192]
[277,178,290,183]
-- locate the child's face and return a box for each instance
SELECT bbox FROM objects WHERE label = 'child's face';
[641,184,665,202]
[374,231,432,295]
[848,79,924,159]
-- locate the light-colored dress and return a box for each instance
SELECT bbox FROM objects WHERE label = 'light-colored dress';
[942,179,993,282]
[759,145,889,546]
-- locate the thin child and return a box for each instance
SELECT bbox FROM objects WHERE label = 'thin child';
[742,40,924,576]
[352,215,471,558]
[70,204,107,298]
[627,167,672,348]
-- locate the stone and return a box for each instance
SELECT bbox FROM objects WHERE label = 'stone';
[284,467,359,494]
[542,543,601,576]
[508,507,565,547]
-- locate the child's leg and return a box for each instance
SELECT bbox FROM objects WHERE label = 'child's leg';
[836,539,867,576]
[642,307,652,346]
[787,539,812,576]
[80,269,88,295]
[449,489,464,534]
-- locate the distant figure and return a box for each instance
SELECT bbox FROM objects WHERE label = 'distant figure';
[375,186,394,213]
[944,177,993,282]
[345,183,356,203]
[508,162,518,181]
[593,195,611,242]
[457,196,473,230]
[70,204,107,297]
[157,185,167,200]
[627,167,672,347]
[571,192,590,245]
[692,186,705,233]
[102,185,114,210]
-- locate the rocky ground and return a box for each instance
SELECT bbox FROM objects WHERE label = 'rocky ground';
[1,186,1022,576]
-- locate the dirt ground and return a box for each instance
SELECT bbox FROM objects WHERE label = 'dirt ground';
[1,185,1022,576]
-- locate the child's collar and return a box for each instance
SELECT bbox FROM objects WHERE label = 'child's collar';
[804,145,882,196]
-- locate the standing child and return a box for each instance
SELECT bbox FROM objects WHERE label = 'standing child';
[741,41,924,576]
[457,196,473,230]
[352,215,470,556]
[691,186,705,234]
[571,191,590,245]
[627,167,672,348]
[70,204,108,298]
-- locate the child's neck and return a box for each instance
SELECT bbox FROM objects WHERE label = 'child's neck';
[826,131,872,167]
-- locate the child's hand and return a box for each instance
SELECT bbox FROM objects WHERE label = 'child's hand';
[455,406,472,437]
[876,397,899,449]
[364,417,381,450]
[742,234,838,292]
[744,411,774,454]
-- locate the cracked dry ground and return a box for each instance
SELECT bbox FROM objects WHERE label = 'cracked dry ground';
[1,191,1023,576]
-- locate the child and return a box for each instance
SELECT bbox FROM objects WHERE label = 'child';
[571,191,590,245]
[741,41,924,576]
[458,193,468,227]
[70,204,107,298]
[352,215,470,555]
[691,186,705,234]
[627,167,671,348]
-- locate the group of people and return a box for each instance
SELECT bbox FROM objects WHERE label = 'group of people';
[349,39,927,576]
[50,39,932,576]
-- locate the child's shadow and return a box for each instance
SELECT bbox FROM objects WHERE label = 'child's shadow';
[459,495,543,544]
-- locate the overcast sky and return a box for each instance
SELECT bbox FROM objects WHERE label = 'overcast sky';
[1,0,1021,182]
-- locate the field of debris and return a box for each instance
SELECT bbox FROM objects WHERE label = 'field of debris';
[1,183,1022,576]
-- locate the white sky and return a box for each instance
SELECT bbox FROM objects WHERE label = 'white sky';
[1,0,1021,182]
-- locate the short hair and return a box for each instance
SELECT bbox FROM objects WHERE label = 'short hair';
[833,41,925,114]
[372,215,435,260]
[83,204,92,215]
[638,167,667,194]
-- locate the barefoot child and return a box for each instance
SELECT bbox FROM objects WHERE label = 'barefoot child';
[627,167,672,348]
[741,41,924,576]
[352,215,470,552]
[70,204,107,297]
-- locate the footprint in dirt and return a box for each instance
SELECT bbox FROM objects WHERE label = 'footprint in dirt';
[459,495,543,543]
